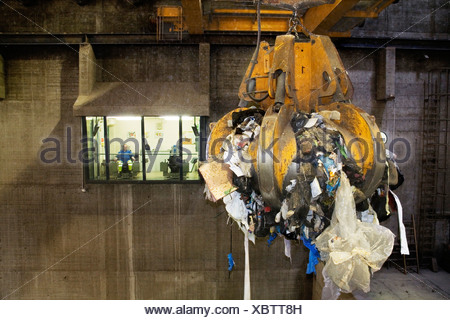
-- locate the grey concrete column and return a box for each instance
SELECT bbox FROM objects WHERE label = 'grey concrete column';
[79,43,97,97]
[376,47,396,101]
[199,43,210,96]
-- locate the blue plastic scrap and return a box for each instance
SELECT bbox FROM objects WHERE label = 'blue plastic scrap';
[318,155,335,173]
[267,232,278,247]
[300,236,321,275]
[326,177,341,196]
[227,253,235,271]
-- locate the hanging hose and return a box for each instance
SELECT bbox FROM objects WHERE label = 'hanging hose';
[239,0,269,105]
[273,71,286,112]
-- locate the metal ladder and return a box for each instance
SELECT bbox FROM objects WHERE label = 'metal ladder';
[388,215,420,273]
[419,68,450,267]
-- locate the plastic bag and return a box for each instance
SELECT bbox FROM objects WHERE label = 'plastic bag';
[321,268,341,300]
[314,172,395,293]
[223,191,255,243]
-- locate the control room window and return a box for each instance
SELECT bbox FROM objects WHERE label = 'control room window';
[144,116,201,181]
[85,116,106,180]
[82,116,205,182]
[107,116,143,181]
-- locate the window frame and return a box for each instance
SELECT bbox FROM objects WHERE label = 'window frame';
[82,115,207,184]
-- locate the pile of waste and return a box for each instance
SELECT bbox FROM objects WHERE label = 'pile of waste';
[200,107,396,299]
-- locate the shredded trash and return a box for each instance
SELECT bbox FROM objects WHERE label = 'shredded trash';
[199,160,237,202]
[201,108,399,298]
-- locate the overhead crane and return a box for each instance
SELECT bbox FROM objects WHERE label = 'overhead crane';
[181,0,397,37]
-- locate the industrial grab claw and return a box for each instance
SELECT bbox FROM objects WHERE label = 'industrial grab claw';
[201,1,397,297]
[207,31,386,210]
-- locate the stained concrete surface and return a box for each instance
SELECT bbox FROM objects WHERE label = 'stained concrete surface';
[353,266,450,300]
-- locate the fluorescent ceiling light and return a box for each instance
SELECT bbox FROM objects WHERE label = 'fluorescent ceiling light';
[162,116,180,121]
[109,116,142,121]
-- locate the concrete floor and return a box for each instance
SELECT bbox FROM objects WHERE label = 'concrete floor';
[352,266,450,300]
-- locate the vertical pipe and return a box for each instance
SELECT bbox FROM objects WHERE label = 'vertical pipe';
[445,70,449,212]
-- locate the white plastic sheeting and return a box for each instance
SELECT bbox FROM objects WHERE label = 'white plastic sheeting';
[284,237,292,261]
[244,232,251,300]
[314,172,395,296]
[321,268,341,300]
[391,190,410,255]
[223,191,256,244]
[223,191,254,300]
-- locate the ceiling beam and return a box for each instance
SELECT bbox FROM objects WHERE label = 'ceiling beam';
[345,10,378,18]
[1,33,449,49]
[181,0,204,34]
[210,8,292,16]
[368,0,396,14]
[207,16,290,32]
[302,0,359,34]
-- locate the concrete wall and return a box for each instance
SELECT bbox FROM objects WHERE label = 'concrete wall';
[95,45,199,83]
[0,0,176,34]
[353,0,449,40]
[210,45,254,120]
[0,46,310,299]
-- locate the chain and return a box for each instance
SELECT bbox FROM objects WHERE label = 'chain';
[287,15,300,39]
[287,11,313,38]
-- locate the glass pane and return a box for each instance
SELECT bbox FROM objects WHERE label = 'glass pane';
[181,116,200,181]
[107,116,143,181]
[143,116,181,180]
[85,116,106,180]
